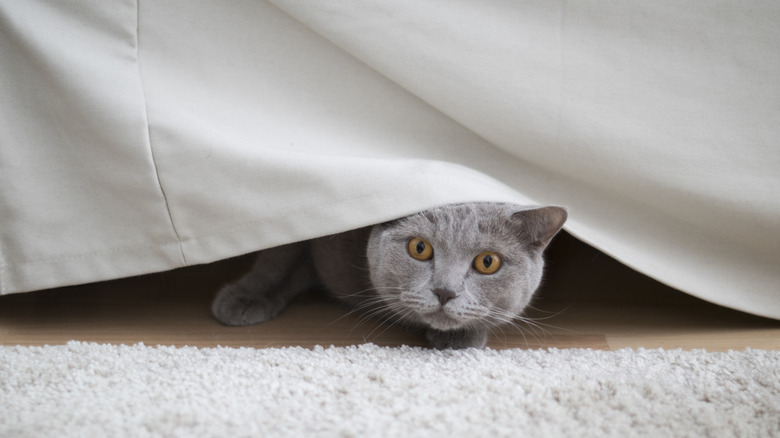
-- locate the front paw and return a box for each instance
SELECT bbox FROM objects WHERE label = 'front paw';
[425,327,488,350]
[211,282,281,326]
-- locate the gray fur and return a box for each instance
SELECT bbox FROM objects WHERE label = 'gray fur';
[212,202,567,349]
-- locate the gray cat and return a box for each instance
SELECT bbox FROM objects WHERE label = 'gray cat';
[212,202,567,349]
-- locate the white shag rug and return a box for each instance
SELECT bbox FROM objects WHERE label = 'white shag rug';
[1,342,779,437]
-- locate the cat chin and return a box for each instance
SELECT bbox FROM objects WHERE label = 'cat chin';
[426,320,465,331]
[419,309,469,331]
[396,299,483,331]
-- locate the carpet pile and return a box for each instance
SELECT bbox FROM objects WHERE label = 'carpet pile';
[1,342,778,437]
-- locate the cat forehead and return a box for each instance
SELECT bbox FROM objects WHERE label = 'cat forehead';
[407,203,512,226]
[391,203,520,246]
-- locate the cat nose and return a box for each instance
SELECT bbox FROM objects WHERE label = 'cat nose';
[433,288,457,306]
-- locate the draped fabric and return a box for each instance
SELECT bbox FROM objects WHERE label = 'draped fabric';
[1,1,778,319]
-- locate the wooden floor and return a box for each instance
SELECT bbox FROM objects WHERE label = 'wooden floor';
[2,232,778,351]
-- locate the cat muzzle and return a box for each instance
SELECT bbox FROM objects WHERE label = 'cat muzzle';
[432,288,457,306]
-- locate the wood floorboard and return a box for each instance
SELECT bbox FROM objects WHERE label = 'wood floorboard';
[2,232,778,351]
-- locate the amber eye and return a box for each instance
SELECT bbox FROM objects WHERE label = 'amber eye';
[474,251,501,275]
[408,238,434,261]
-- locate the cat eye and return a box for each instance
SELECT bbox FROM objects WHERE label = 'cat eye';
[408,238,433,261]
[473,251,501,275]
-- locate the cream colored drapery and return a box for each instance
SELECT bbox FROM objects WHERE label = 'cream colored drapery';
[1,1,778,319]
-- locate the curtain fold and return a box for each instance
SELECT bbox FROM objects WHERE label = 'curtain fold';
[1,1,778,319]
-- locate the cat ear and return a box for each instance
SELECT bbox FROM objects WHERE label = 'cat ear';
[511,206,567,249]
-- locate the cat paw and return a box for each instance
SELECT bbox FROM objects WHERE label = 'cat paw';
[211,282,282,326]
[425,327,488,350]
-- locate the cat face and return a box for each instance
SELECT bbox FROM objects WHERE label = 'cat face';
[366,203,566,332]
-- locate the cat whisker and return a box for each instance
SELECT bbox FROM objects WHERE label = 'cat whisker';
[525,303,572,318]
[484,319,508,347]
[323,295,395,329]
[514,314,565,347]
[491,315,533,346]
[466,318,502,348]
[486,308,549,347]
[322,287,403,329]
[515,312,576,334]
[340,286,404,299]
[347,300,408,336]
[358,303,411,340]
[363,307,415,342]
[523,307,574,329]
[355,305,395,329]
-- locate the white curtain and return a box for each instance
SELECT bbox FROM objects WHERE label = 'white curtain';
[1,1,778,319]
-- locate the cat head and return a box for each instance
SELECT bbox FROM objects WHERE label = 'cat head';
[366,203,567,332]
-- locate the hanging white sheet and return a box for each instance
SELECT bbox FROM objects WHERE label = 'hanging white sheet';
[1,1,778,319]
